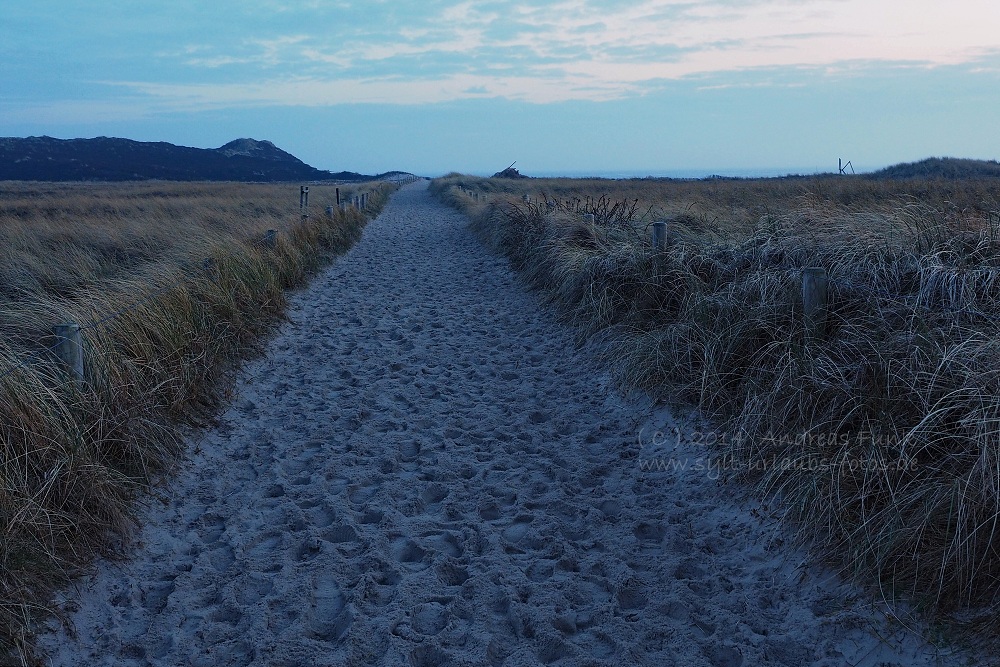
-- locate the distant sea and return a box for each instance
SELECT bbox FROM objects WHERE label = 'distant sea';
[525,167,834,179]
[448,166,845,179]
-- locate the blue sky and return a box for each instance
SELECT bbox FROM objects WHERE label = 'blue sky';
[3,1,1000,176]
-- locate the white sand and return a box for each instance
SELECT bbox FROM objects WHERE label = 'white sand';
[37,182,969,666]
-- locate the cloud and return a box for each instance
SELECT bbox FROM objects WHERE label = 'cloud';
[10,0,1000,115]
[178,2,999,80]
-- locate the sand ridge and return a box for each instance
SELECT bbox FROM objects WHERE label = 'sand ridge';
[37,181,965,666]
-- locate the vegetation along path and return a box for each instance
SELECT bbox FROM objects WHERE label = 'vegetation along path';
[38,182,971,666]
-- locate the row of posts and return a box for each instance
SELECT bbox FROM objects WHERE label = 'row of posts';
[647,221,828,339]
[51,183,378,385]
[493,188,833,341]
[467,188,830,340]
[50,188,831,384]
[296,185,375,219]
[325,192,371,216]
[458,187,488,203]
[47,261,829,387]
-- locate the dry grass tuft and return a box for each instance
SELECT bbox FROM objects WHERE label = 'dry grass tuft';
[433,173,1000,636]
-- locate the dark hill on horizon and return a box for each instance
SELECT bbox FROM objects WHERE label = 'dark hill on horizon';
[868,156,1000,179]
[0,136,412,183]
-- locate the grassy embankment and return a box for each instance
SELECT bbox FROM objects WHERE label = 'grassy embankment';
[432,173,1000,636]
[0,180,398,660]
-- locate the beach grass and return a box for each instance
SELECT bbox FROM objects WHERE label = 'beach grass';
[0,180,395,660]
[432,172,1000,633]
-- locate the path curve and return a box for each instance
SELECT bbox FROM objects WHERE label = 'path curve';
[39,182,961,666]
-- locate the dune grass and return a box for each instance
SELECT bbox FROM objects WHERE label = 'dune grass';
[0,180,398,662]
[432,173,1000,637]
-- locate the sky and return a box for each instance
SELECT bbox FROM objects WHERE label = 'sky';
[3,1,1000,177]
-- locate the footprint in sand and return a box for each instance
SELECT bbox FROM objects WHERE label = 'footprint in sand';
[392,537,430,571]
[307,574,352,643]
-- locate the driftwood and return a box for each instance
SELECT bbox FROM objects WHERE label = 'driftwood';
[493,162,528,179]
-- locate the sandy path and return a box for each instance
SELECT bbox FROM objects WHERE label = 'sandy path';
[38,182,964,666]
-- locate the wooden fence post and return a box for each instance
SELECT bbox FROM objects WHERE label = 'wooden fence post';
[263,229,278,249]
[583,213,595,224]
[802,267,828,340]
[53,323,84,385]
[652,221,668,250]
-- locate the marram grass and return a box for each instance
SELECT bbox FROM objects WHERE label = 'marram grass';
[0,180,394,661]
[433,174,1000,639]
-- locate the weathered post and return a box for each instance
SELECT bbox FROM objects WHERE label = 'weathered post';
[583,213,595,224]
[802,267,829,340]
[652,221,668,251]
[53,323,84,385]
[336,187,340,205]
[263,229,278,249]
[326,205,334,218]
[300,186,309,211]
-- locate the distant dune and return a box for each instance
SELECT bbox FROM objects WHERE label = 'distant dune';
[0,136,414,183]
[869,156,1000,179]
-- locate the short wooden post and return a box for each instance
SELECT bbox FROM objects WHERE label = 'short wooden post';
[326,205,334,218]
[340,201,349,212]
[802,267,828,340]
[336,187,340,205]
[583,213,595,224]
[652,221,668,250]
[53,323,84,385]
[361,193,367,209]
[300,186,309,212]
[263,229,278,249]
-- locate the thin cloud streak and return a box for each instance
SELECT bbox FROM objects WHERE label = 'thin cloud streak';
[100,71,637,110]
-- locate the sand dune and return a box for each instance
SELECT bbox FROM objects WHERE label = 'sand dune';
[37,181,965,666]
